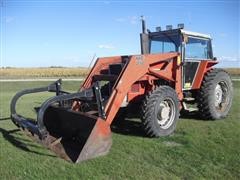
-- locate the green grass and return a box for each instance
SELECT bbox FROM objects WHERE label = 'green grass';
[0,81,239,179]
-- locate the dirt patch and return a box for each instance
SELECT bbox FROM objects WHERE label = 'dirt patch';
[162,141,183,147]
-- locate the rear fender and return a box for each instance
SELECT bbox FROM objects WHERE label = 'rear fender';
[191,60,218,89]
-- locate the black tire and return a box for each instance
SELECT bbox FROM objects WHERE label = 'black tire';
[141,86,180,137]
[197,68,233,120]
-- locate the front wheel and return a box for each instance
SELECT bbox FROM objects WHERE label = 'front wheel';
[141,86,179,137]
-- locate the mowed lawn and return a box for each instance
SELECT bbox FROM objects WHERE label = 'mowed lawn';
[0,81,239,179]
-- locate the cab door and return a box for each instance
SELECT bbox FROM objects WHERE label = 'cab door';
[183,36,213,90]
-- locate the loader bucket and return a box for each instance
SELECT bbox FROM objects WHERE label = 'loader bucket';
[10,80,112,163]
[41,106,112,163]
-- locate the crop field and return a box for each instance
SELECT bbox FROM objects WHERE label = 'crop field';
[0,67,239,79]
[0,67,89,79]
[0,80,239,179]
[225,68,240,77]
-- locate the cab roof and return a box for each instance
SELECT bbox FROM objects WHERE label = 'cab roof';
[181,29,211,39]
[149,28,211,39]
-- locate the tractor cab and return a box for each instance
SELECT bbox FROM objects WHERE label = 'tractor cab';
[140,23,214,89]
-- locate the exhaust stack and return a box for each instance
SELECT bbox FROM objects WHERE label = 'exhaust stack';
[140,16,149,55]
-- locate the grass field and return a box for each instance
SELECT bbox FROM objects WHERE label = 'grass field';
[0,81,240,179]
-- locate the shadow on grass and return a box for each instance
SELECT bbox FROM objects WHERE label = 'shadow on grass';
[111,108,209,137]
[111,119,146,137]
[0,127,55,158]
[180,110,207,121]
[0,117,10,121]
[111,108,146,137]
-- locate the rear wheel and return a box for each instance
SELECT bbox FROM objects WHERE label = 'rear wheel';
[197,68,233,119]
[141,86,179,137]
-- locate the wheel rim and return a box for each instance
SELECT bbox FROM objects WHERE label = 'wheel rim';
[214,81,230,111]
[157,98,175,129]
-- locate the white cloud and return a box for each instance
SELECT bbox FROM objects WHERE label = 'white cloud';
[98,44,115,49]
[218,33,228,37]
[43,42,50,47]
[218,56,240,62]
[115,18,126,22]
[63,56,81,63]
[5,16,15,23]
[103,1,111,5]
[115,16,139,25]
[130,16,138,25]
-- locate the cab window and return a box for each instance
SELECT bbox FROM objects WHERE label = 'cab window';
[151,40,176,53]
[185,37,212,59]
[150,34,180,54]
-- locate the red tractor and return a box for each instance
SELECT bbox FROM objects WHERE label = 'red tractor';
[10,19,233,163]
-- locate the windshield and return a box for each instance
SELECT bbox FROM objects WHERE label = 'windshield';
[150,33,180,54]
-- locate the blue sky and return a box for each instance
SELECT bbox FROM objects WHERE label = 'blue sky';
[0,0,239,67]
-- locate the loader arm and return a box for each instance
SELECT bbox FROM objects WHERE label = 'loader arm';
[81,53,181,125]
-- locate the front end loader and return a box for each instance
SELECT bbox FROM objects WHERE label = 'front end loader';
[10,19,233,163]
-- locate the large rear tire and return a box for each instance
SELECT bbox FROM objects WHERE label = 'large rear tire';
[197,68,233,120]
[141,86,179,137]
